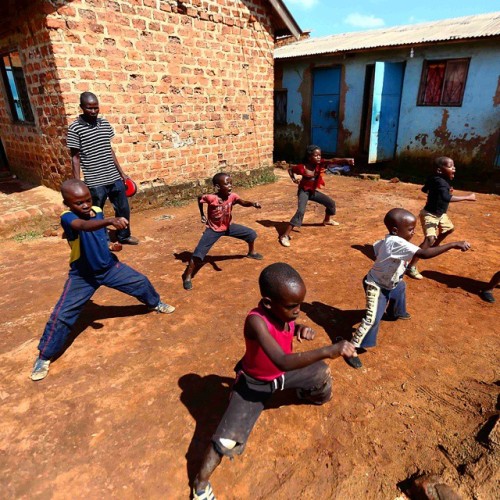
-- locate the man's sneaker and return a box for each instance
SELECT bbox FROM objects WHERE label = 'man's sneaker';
[407,266,423,280]
[397,312,412,320]
[149,301,175,314]
[120,236,140,245]
[31,357,50,381]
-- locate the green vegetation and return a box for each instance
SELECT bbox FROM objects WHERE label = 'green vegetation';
[13,230,42,242]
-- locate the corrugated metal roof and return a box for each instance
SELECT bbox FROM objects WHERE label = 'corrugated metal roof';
[275,12,500,59]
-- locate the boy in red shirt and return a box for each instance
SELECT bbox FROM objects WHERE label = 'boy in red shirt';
[182,173,263,290]
[279,145,353,247]
[191,262,356,499]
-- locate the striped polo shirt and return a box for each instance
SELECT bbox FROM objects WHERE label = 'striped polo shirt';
[67,116,122,188]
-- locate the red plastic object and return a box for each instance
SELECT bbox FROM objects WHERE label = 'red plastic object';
[124,178,137,197]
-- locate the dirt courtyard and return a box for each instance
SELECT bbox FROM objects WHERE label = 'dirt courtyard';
[1,171,499,499]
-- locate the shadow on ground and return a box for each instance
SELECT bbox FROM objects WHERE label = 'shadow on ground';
[174,251,248,275]
[52,301,149,361]
[179,373,234,485]
[422,270,488,295]
[301,301,364,342]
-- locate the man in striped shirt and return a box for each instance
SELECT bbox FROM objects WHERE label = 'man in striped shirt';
[68,92,139,245]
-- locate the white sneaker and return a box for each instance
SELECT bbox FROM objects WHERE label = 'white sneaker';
[31,357,50,381]
[279,235,291,247]
[407,266,423,280]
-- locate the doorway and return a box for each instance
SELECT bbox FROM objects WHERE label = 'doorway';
[311,66,341,154]
[360,62,405,163]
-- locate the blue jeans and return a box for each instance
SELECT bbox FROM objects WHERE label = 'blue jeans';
[90,180,131,242]
[192,224,257,261]
[37,262,160,360]
[290,188,336,227]
[351,278,407,348]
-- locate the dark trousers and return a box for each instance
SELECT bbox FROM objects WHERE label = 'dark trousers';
[212,361,332,457]
[192,224,257,261]
[351,278,408,348]
[290,188,336,227]
[37,262,160,360]
[90,180,131,242]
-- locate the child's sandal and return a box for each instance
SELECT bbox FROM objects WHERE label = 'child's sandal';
[108,242,123,252]
[192,482,216,500]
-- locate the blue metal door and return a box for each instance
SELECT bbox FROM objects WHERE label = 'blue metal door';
[311,67,341,154]
[368,62,405,163]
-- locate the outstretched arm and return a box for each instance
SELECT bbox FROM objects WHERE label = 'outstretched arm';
[235,199,261,209]
[245,315,355,371]
[415,241,471,259]
[70,216,129,232]
[450,193,476,202]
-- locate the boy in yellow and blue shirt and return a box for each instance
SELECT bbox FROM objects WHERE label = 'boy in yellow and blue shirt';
[30,179,175,381]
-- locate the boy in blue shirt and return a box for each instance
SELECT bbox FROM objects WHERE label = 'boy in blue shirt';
[31,179,175,381]
[407,156,475,279]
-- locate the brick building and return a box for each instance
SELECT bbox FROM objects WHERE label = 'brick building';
[0,0,300,197]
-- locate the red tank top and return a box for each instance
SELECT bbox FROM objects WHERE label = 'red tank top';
[241,305,294,381]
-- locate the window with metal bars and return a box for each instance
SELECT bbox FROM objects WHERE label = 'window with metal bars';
[0,50,35,123]
[417,58,470,107]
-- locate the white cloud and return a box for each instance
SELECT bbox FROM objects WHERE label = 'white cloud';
[344,13,385,28]
[286,0,319,9]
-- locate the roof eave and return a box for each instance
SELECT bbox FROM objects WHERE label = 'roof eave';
[268,0,302,39]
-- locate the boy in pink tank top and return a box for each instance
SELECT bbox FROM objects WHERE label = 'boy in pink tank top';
[191,263,356,500]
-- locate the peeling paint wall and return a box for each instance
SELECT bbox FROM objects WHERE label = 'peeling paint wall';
[397,40,500,170]
[275,38,500,173]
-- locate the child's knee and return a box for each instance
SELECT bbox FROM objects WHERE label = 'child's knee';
[298,365,332,405]
[212,436,245,458]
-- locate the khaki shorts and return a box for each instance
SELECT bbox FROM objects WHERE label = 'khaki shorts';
[419,209,454,238]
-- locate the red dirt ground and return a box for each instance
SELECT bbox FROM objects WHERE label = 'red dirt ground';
[1,171,499,499]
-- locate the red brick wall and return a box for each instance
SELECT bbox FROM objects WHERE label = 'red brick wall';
[0,0,276,190]
[0,4,69,187]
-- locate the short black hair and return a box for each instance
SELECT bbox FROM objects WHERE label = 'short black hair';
[80,92,98,106]
[61,179,89,201]
[259,262,304,300]
[383,208,415,232]
[212,172,229,186]
[305,144,321,160]
[434,156,451,170]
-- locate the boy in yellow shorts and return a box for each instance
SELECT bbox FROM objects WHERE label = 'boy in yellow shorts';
[407,157,475,279]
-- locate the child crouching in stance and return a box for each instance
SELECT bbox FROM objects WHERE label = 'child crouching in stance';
[192,262,356,499]
[31,180,175,381]
[182,172,263,290]
[347,208,471,369]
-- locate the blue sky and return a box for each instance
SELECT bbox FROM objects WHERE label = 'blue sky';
[284,0,498,38]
